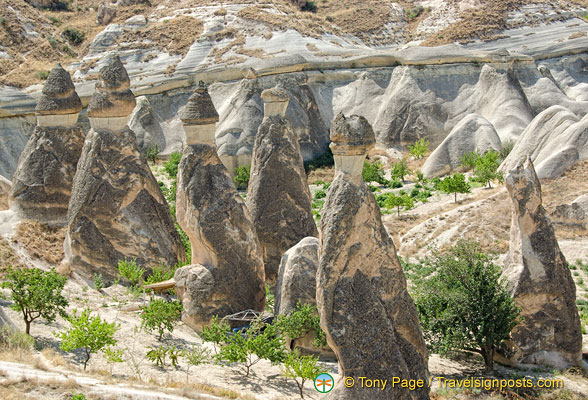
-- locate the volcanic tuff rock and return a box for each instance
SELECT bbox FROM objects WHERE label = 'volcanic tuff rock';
[500,158,583,369]
[0,175,11,211]
[246,86,318,284]
[317,113,429,399]
[174,83,263,331]
[500,106,588,179]
[422,114,502,178]
[64,56,185,280]
[9,64,84,225]
[275,237,320,316]
[551,194,588,230]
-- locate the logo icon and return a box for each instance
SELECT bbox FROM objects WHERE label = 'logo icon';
[314,373,334,393]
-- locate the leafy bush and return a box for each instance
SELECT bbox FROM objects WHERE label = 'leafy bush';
[117,258,145,287]
[389,180,403,188]
[146,344,181,368]
[141,299,182,340]
[314,189,327,199]
[265,284,275,314]
[304,148,334,173]
[182,345,210,381]
[201,316,232,354]
[275,303,327,349]
[471,150,503,188]
[414,241,520,372]
[282,350,327,399]
[38,70,50,80]
[163,152,182,178]
[362,160,387,185]
[71,393,86,400]
[58,308,119,370]
[384,193,414,216]
[144,264,179,286]
[62,27,84,45]
[460,150,480,171]
[409,138,430,159]
[216,319,286,376]
[233,165,250,190]
[0,17,7,26]
[499,140,515,161]
[406,5,424,20]
[1,267,68,335]
[301,1,317,13]
[47,36,59,49]
[145,144,159,163]
[93,273,104,291]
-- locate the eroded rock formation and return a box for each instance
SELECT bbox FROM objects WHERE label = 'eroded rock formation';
[246,85,318,283]
[500,158,583,369]
[317,113,429,399]
[9,64,85,225]
[0,175,11,211]
[174,82,265,331]
[64,55,185,280]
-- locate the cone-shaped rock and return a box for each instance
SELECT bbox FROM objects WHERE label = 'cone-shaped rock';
[64,55,185,280]
[10,64,84,225]
[499,158,583,369]
[317,112,429,399]
[246,85,318,284]
[174,83,265,331]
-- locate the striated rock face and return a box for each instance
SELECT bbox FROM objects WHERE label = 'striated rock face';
[551,194,588,230]
[317,113,429,399]
[96,3,117,25]
[500,106,588,179]
[422,113,502,178]
[500,158,582,369]
[0,175,11,211]
[275,236,320,316]
[64,56,185,280]
[174,84,265,332]
[246,86,318,284]
[10,64,84,225]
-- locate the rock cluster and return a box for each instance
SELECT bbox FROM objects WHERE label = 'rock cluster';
[246,85,318,283]
[317,112,429,399]
[9,64,85,225]
[174,83,265,332]
[64,55,185,280]
[500,158,583,369]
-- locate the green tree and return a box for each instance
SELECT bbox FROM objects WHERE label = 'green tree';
[182,345,211,382]
[163,151,182,178]
[409,138,430,159]
[201,316,232,354]
[216,319,286,376]
[439,173,471,203]
[282,350,327,399]
[275,303,327,349]
[473,150,503,188]
[145,144,159,163]
[391,159,412,183]
[140,299,183,340]
[233,165,251,190]
[414,241,520,372]
[384,193,414,217]
[117,258,145,287]
[57,308,119,370]
[1,267,68,335]
[362,160,387,185]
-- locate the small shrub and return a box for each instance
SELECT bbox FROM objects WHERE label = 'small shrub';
[389,180,403,189]
[163,152,182,178]
[146,344,181,368]
[0,17,7,26]
[362,160,387,185]
[57,308,119,370]
[38,70,50,80]
[275,303,327,349]
[93,273,104,291]
[304,148,334,173]
[408,138,430,159]
[265,284,275,313]
[406,5,424,21]
[62,27,84,45]
[145,144,159,163]
[1,267,68,335]
[325,15,334,23]
[499,140,515,161]
[438,173,471,203]
[48,36,59,49]
[282,350,327,399]
[301,1,317,12]
[117,258,145,287]
[0,325,34,351]
[314,189,327,199]
[183,345,211,382]
[48,16,61,26]
[391,159,412,183]
[201,316,232,354]
[140,299,183,340]
[384,193,414,216]
[144,264,179,286]
[233,165,251,190]
[71,393,86,400]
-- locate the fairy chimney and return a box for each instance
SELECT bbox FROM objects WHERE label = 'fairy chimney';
[10,64,85,224]
[180,81,219,146]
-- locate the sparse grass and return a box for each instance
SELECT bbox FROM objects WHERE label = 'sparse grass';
[12,221,66,265]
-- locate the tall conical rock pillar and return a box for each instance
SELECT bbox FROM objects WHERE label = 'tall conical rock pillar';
[10,64,85,225]
[64,55,185,280]
[174,82,265,332]
[246,85,318,284]
[317,113,430,400]
[500,158,583,369]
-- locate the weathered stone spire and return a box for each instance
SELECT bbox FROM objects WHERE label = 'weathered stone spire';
[317,113,429,399]
[260,84,289,117]
[180,81,219,146]
[35,63,82,127]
